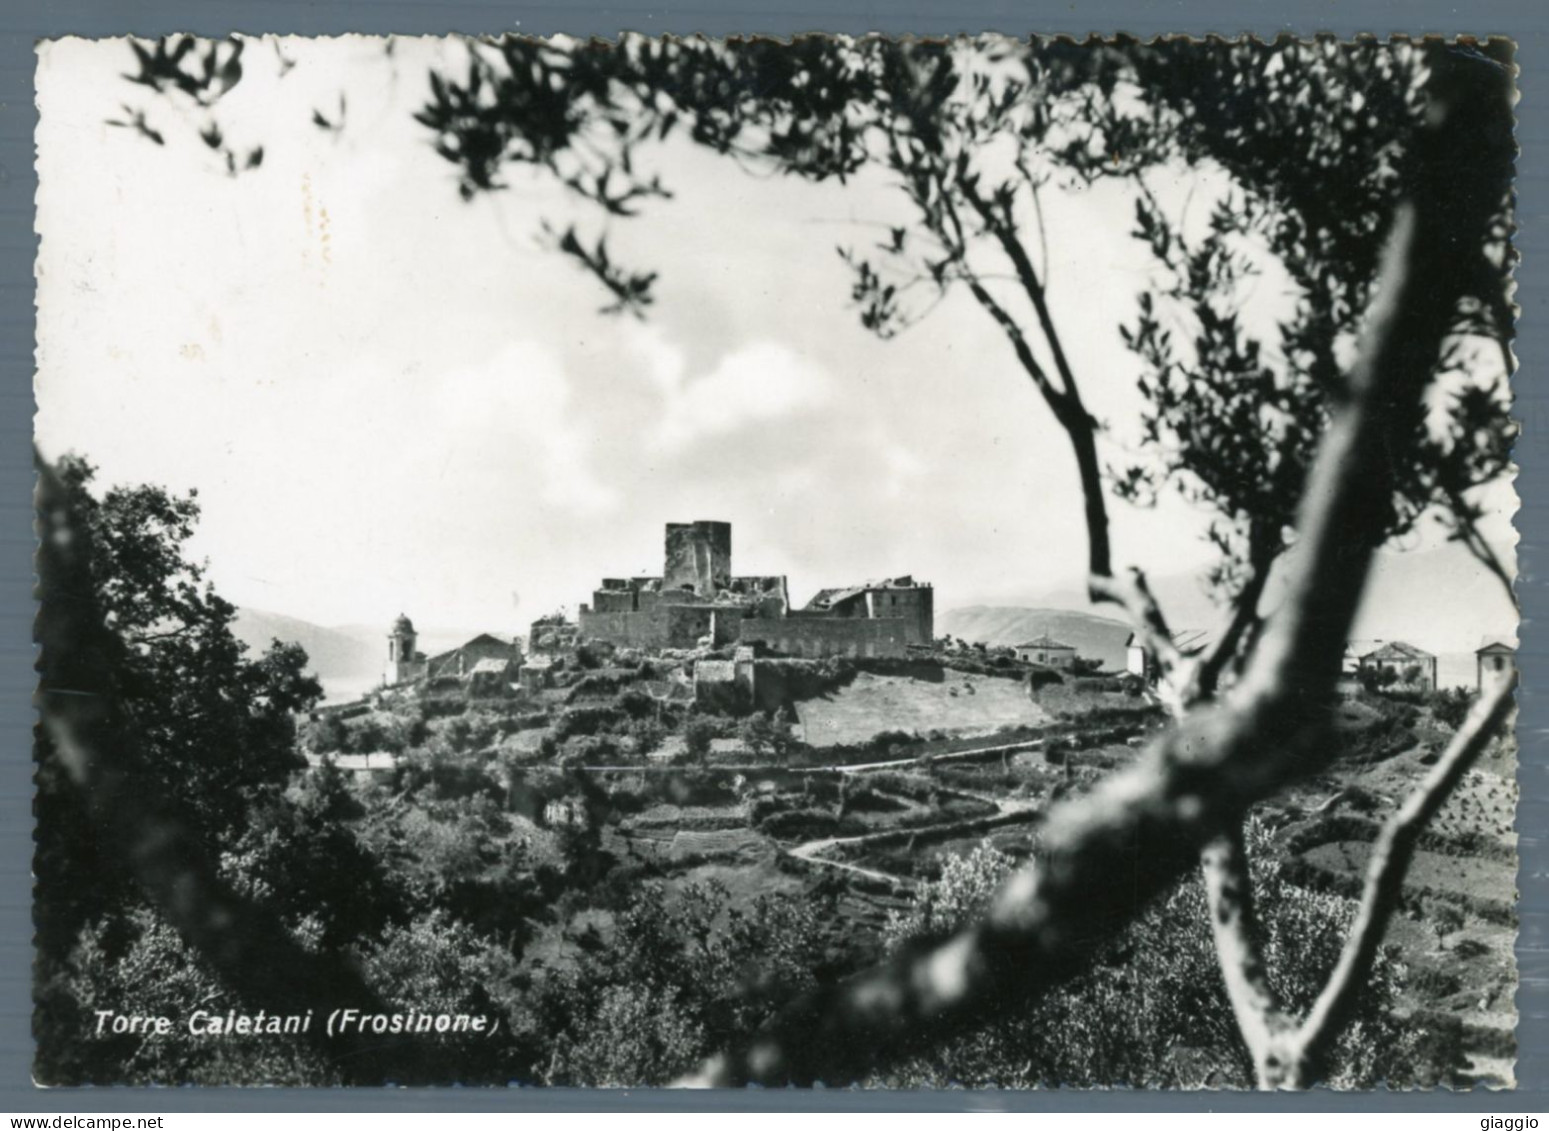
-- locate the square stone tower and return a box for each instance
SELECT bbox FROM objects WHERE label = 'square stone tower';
[664,520,731,597]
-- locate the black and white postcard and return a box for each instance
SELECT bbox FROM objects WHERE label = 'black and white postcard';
[32,35,1519,1089]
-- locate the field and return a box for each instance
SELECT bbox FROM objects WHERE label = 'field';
[795,668,1050,747]
[1298,842,1514,913]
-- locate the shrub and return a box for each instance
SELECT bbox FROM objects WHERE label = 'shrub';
[739,711,796,759]
[864,771,935,801]
[1402,1012,1470,1087]
[567,670,639,700]
[561,734,620,764]
[1431,687,1476,731]
[1451,937,1490,960]
[1337,705,1419,765]
[682,717,717,764]
[758,807,866,840]
[869,729,918,754]
[1027,667,1064,690]
[533,881,830,1085]
[842,786,908,814]
[552,704,624,742]
[421,696,468,719]
[306,713,348,754]
[880,821,1419,1088]
[617,687,656,719]
[1411,967,1463,999]
[627,716,666,756]
[746,795,789,825]
[575,642,613,670]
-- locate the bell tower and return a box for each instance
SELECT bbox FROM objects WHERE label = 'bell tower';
[385,613,424,685]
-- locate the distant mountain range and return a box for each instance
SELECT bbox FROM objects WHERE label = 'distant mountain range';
[943,542,1515,691]
[937,607,1135,672]
[231,609,490,702]
[966,542,1515,653]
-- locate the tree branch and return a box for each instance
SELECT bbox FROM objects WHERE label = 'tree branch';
[1200,823,1298,1086]
[1088,567,1188,711]
[960,175,1081,406]
[1190,543,1276,703]
[1292,675,1516,1081]
[1453,511,1518,611]
[961,275,1066,411]
[943,177,1114,583]
[679,51,1512,1088]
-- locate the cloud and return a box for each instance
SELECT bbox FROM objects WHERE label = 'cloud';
[625,328,834,451]
[430,341,621,514]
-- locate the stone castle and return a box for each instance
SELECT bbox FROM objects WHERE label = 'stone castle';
[381,520,933,690]
[577,520,933,658]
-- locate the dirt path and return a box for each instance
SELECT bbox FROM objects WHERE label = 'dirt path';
[786,788,1044,886]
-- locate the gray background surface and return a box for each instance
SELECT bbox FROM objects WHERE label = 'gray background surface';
[2,0,1543,1112]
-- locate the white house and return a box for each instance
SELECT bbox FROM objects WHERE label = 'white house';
[1358,640,1438,691]
[1014,634,1078,668]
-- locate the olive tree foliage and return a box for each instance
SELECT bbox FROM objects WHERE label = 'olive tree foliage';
[878,829,1434,1089]
[96,35,1517,1089]
[404,35,1517,1090]
[522,880,832,1085]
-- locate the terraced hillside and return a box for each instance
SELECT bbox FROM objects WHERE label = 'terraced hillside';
[795,668,1051,747]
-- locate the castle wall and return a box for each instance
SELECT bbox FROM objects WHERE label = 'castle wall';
[578,609,664,648]
[591,589,640,613]
[665,606,719,647]
[580,520,929,661]
[583,593,930,659]
[579,604,722,650]
[735,616,916,659]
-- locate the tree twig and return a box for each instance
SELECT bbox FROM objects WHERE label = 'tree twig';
[1089,567,1188,711]
[1292,675,1516,1081]
[1199,823,1297,1086]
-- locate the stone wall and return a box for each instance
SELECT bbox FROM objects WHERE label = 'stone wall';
[590,588,641,614]
[735,616,916,659]
[529,618,578,654]
[579,604,722,649]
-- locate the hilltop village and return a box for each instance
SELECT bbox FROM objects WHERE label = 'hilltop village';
[297,520,1518,1087]
[377,520,939,715]
[370,516,1515,712]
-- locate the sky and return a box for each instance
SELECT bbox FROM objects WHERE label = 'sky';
[34,36,1518,650]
